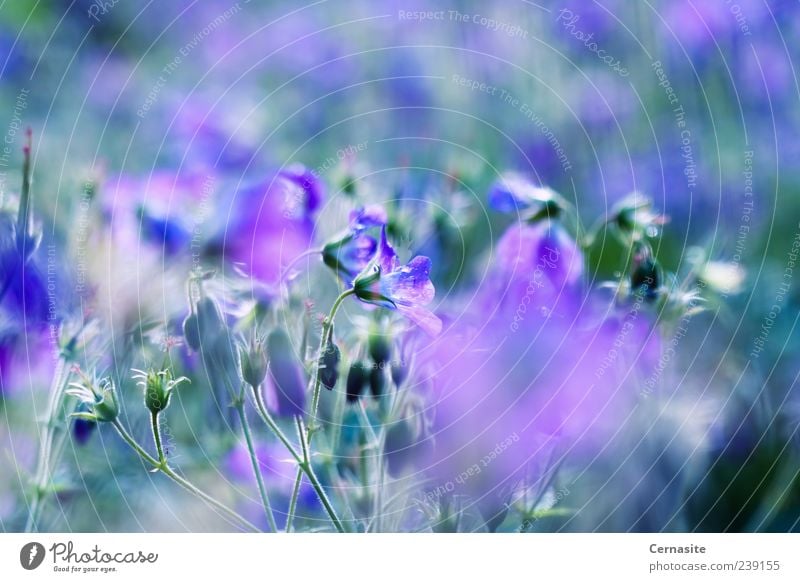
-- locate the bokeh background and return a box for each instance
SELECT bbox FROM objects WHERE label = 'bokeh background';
[1,0,799,532]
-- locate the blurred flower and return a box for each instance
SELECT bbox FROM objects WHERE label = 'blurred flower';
[224,165,323,286]
[0,212,49,325]
[263,328,306,418]
[0,330,55,399]
[102,171,207,257]
[699,261,746,296]
[419,299,648,525]
[345,361,369,403]
[488,173,557,214]
[224,440,318,530]
[353,228,442,336]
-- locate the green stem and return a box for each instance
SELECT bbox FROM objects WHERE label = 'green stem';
[284,289,354,531]
[308,288,354,430]
[17,128,32,252]
[111,419,259,533]
[25,358,68,533]
[150,411,165,465]
[235,401,278,532]
[251,388,345,533]
[284,472,303,532]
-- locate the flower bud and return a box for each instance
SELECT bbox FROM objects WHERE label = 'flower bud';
[266,328,306,418]
[318,334,340,390]
[368,325,391,366]
[369,365,386,399]
[240,337,268,388]
[134,367,188,415]
[391,361,407,388]
[66,376,119,423]
[346,361,369,403]
[183,296,225,352]
[182,312,201,351]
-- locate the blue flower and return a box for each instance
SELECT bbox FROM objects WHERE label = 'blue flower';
[322,205,388,285]
[0,214,49,325]
[353,228,441,336]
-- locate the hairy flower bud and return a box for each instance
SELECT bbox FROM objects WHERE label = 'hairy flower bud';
[240,337,268,388]
[66,376,119,423]
[134,367,188,415]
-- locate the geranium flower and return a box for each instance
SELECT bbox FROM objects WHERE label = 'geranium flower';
[322,205,387,285]
[353,228,441,336]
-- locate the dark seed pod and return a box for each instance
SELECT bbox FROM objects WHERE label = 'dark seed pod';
[346,362,369,403]
[318,337,340,390]
[369,365,386,399]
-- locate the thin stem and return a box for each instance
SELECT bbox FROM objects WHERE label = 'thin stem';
[251,388,345,532]
[284,288,354,531]
[25,357,68,533]
[17,128,32,251]
[279,248,322,284]
[284,472,303,532]
[308,288,354,430]
[150,411,165,465]
[235,401,278,532]
[111,419,260,533]
[111,419,159,466]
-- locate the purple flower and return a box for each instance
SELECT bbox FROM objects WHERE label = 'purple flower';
[349,205,388,231]
[0,209,55,330]
[419,296,653,522]
[353,228,442,336]
[0,330,54,399]
[102,171,205,256]
[225,440,318,530]
[322,205,388,285]
[479,220,583,329]
[224,165,323,286]
[488,174,556,214]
